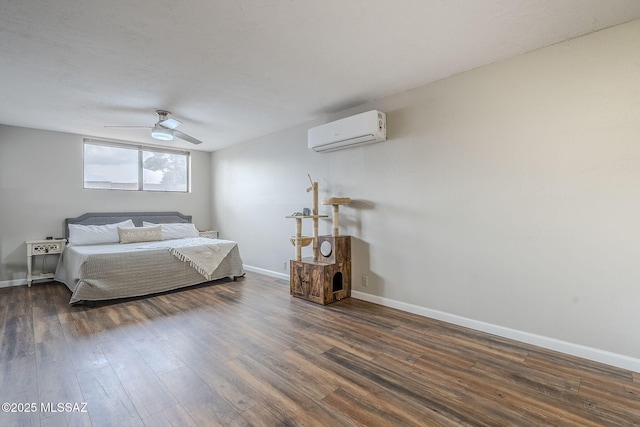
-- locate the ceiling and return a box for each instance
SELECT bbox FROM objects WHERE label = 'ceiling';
[2,1,640,152]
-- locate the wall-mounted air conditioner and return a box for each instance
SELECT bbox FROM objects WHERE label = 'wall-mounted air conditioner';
[308,110,386,152]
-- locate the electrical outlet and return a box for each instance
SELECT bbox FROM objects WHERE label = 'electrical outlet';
[362,274,369,287]
[283,261,288,270]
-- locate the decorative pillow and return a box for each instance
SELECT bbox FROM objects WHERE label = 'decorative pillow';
[118,225,163,244]
[68,219,135,245]
[142,221,199,240]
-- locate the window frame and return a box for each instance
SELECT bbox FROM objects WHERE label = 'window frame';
[83,138,191,193]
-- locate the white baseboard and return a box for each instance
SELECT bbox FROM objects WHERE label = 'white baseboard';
[0,278,56,288]
[243,264,290,281]
[0,278,27,288]
[352,290,640,373]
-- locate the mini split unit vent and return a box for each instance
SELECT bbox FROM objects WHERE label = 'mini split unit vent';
[308,110,386,152]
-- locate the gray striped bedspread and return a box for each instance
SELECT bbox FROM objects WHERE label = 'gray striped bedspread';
[54,238,244,304]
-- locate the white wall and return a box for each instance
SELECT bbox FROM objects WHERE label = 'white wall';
[0,126,211,282]
[212,19,640,365]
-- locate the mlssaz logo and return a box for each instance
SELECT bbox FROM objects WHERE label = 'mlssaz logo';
[41,402,88,413]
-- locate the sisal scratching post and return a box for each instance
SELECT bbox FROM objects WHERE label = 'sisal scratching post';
[307,177,320,260]
[331,205,340,236]
[321,197,351,236]
[294,217,302,261]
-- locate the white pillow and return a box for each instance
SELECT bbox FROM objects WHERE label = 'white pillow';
[68,219,135,245]
[118,225,163,244]
[142,221,199,240]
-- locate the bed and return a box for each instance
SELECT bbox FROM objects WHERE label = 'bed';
[54,212,244,304]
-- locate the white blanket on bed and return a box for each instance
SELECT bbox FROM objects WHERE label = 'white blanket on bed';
[136,238,237,281]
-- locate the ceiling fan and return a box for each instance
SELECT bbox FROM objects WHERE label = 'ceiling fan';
[106,110,203,145]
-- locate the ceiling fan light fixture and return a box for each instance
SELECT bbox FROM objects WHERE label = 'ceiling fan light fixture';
[151,125,173,141]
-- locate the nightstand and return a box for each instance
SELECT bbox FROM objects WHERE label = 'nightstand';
[26,239,66,287]
[199,230,219,239]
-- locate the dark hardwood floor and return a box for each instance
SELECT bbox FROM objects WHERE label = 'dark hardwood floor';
[1,274,639,426]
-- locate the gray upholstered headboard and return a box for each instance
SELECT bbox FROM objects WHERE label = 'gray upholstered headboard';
[64,211,192,238]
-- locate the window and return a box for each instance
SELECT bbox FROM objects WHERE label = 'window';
[83,139,190,192]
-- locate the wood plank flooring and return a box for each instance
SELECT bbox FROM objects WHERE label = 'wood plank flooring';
[1,273,639,426]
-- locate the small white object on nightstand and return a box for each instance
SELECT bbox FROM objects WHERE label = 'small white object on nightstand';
[199,230,219,239]
[26,239,66,287]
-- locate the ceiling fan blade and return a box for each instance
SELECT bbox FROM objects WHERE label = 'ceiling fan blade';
[105,125,152,128]
[159,117,181,129]
[174,130,202,145]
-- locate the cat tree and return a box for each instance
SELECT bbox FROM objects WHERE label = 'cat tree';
[286,175,351,305]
